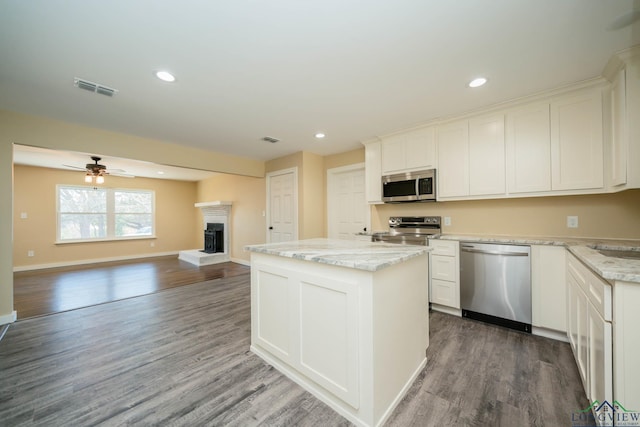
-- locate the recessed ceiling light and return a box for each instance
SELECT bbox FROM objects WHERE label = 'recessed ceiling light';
[315,133,326,139]
[468,77,487,88]
[155,71,176,82]
[157,171,165,175]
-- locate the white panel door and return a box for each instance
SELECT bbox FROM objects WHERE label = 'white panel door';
[437,120,469,198]
[506,103,552,193]
[469,114,505,196]
[550,90,604,191]
[267,169,297,243]
[327,165,368,240]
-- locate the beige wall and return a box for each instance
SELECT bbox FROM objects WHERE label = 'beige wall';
[13,165,199,267]
[196,174,266,262]
[0,109,265,178]
[324,148,364,171]
[0,143,13,321]
[372,190,640,240]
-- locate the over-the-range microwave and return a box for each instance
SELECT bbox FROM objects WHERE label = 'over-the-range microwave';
[382,169,436,203]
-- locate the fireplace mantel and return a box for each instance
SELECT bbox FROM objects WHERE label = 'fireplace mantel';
[195,201,232,208]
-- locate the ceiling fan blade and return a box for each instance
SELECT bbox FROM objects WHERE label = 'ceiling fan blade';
[63,164,89,170]
[108,172,136,178]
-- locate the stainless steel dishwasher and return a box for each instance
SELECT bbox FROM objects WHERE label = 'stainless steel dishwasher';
[460,242,531,332]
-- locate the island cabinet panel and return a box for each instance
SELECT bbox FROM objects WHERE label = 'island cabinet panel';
[254,269,292,361]
[298,277,359,408]
[249,247,429,427]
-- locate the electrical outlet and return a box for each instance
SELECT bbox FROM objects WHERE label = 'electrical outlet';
[20,212,28,219]
[444,216,452,226]
[567,216,579,228]
[27,250,34,257]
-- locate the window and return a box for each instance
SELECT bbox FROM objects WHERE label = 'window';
[57,185,154,242]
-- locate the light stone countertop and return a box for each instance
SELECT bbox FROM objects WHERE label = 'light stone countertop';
[245,238,431,272]
[433,234,640,284]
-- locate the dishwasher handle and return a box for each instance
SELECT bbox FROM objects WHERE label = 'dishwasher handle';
[460,246,529,257]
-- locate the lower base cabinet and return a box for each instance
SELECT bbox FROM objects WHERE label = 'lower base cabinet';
[566,253,613,425]
[428,240,460,311]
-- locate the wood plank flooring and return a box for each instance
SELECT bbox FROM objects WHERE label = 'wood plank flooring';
[1,269,592,426]
[13,257,248,319]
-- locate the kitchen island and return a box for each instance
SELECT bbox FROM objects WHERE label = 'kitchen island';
[245,238,431,427]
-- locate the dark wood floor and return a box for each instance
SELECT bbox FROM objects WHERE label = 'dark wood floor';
[1,269,591,426]
[13,256,249,319]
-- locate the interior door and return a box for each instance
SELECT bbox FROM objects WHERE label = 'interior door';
[267,168,297,243]
[327,165,368,240]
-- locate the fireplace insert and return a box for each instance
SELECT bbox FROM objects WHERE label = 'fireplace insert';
[202,223,224,254]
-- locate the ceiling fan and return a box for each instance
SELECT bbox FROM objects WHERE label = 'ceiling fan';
[64,156,134,184]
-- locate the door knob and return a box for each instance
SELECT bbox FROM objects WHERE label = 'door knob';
[268,226,273,230]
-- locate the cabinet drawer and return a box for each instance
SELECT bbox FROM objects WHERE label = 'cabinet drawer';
[431,255,456,281]
[429,240,458,256]
[587,272,612,322]
[567,253,612,322]
[431,279,460,308]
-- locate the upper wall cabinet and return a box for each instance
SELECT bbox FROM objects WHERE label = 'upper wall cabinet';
[610,68,628,187]
[468,114,505,196]
[506,103,552,194]
[437,114,505,199]
[550,88,604,191]
[381,126,436,175]
[437,120,469,198]
[363,140,383,204]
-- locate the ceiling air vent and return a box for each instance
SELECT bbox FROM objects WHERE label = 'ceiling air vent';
[262,136,280,143]
[74,77,118,97]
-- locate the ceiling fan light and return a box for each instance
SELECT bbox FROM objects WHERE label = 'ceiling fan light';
[85,174,93,183]
[96,175,105,184]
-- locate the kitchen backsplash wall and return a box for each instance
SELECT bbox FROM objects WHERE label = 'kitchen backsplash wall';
[372,189,640,240]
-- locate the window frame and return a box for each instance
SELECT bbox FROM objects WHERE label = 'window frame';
[56,184,156,243]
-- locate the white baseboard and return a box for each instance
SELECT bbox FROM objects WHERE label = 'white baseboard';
[430,304,462,317]
[13,251,179,272]
[230,257,251,267]
[0,310,17,325]
[532,326,569,342]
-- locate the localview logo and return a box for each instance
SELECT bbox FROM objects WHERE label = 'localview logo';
[572,400,640,427]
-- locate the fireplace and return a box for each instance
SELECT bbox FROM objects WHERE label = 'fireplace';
[202,223,224,254]
[178,201,232,266]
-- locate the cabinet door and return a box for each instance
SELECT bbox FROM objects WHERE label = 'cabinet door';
[364,141,383,203]
[469,114,506,196]
[611,68,628,187]
[405,127,436,171]
[381,135,406,174]
[437,121,469,198]
[551,90,604,191]
[531,245,566,332]
[576,284,590,393]
[588,302,613,408]
[506,103,552,193]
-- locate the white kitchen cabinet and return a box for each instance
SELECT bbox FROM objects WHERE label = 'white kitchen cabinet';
[531,245,566,334]
[588,301,613,410]
[363,140,383,204]
[506,103,552,193]
[468,114,506,196]
[566,252,614,411]
[613,280,640,411]
[436,121,469,198]
[550,89,604,191]
[428,239,460,311]
[610,68,628,187]
[381,126,436,174]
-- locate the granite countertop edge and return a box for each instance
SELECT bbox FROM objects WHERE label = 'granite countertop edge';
[433,234,640,284]
[245,238,431,272]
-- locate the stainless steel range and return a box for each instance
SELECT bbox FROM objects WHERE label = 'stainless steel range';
[372,216,441,246]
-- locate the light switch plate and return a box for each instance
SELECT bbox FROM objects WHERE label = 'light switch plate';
[567,216,579,228]
[444,216,451,226]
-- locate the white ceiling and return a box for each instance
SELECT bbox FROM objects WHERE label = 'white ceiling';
[1,1,639,164]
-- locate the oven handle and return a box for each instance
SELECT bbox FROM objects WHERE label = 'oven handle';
[461,246,529,257]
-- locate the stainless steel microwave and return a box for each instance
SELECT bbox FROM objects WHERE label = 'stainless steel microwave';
[382,169,436,203]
